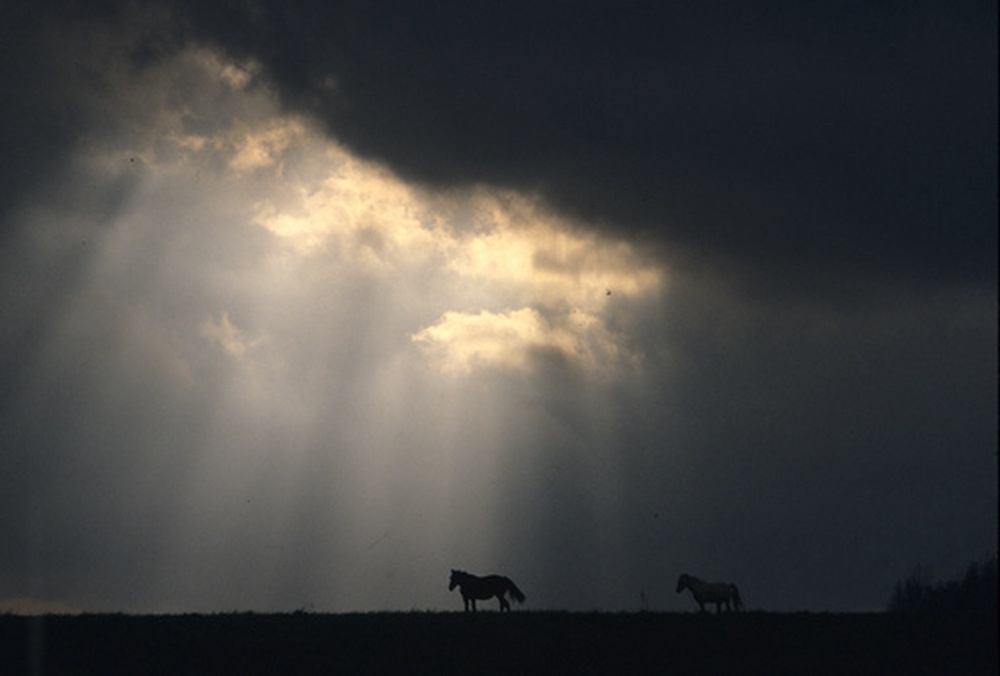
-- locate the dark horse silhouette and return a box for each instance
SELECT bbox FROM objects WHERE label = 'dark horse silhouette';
[676,573,744,613]
[449,569,526,611]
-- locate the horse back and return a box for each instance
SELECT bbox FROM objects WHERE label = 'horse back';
[464,575,506,599]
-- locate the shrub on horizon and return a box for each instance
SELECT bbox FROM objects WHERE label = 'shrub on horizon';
[888,555,997,616]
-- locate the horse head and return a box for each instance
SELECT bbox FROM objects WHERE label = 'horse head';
[676,573,690,593]
[448,569,462,591]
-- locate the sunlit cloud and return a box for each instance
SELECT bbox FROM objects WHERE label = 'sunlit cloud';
[217,60,262,91]
[444,194,663,309]
[237,142,665,376]
[250,148,441,261]
[199,312,261,360]
[411,307,637,375]
[163,114,307,175]
[209,112,666,378]
[229,118,307,173]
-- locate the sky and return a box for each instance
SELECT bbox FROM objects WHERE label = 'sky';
[0,0,995,614]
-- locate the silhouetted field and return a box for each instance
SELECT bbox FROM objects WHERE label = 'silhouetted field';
[1,610,995,674]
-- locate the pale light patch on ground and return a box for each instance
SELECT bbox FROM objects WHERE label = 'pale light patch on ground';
[0,596,83,615]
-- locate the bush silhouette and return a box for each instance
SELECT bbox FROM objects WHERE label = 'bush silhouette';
[888,555,997,616]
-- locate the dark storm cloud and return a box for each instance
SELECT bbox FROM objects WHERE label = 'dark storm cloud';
[0,1,165,240]
[0,4,78,220]
[162,0,997,296]
[3,0,995,294]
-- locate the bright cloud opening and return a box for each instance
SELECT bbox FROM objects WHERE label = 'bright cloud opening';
[411,307,637,375]
[235,143,665,377]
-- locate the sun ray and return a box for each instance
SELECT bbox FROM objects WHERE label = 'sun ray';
[4,36,669,612]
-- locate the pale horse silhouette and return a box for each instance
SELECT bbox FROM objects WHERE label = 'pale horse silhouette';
[676,573,744,613]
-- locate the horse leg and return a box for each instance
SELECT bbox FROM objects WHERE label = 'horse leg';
[499,594,510,612]
[471,598,477,612]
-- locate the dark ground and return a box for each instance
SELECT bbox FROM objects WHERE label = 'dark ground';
[1,610,995,675]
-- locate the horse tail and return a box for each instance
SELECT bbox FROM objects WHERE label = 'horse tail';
[730,584,743,611]
[504,577,526,604]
